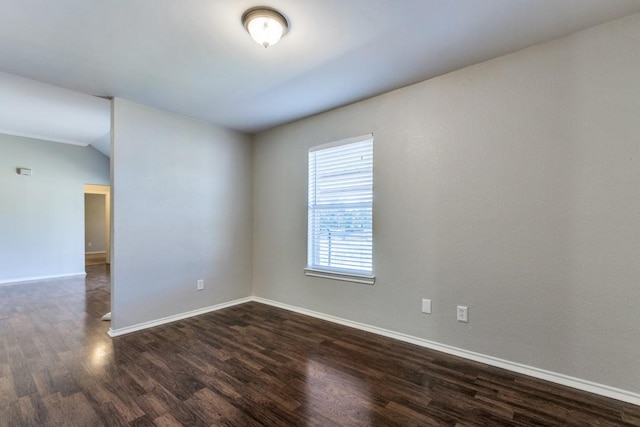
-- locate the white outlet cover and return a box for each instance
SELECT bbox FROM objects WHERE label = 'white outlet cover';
[457,305,469,323]
[421,299,432,314]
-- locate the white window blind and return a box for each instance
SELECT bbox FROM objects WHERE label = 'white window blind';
[307,135,373,280]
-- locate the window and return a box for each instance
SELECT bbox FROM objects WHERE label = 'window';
[305,134,374,284]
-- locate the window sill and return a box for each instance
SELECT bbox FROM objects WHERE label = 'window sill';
[304,268,375,285]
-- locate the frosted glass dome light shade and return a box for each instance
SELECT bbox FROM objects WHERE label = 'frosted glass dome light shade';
[242,7,289,48]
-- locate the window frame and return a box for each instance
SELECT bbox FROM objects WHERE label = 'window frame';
[304,134,375,285]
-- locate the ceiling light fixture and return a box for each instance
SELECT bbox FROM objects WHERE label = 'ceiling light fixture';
[242,7,289,48]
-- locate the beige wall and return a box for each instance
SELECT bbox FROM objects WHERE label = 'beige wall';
[84,193,106,252]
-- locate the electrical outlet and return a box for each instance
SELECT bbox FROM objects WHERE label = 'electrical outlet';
[196,279,204,291]
[421,299,432,314]
[457,305,469,323]
[88,242,92,247]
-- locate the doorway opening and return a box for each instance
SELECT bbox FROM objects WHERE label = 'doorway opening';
[84,184,111,266]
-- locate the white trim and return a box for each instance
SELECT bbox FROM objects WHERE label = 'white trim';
[251,297,640,406]
[101,293,640,405]
[304,268,375,285]
[107,297,253,337]
[0,272,86,286]
[309,133,373,152]
[85,251,107,255]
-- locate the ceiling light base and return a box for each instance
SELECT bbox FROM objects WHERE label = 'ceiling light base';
[242,7,289,48]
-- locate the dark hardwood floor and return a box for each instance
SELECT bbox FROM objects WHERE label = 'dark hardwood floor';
[0,266,638,426]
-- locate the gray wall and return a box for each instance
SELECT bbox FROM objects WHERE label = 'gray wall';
[0,134,110,282]
[111,98,253,330]
[84,193,106,252]
[252,14,640,394]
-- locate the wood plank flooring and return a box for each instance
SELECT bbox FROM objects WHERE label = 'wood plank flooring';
[0,266,638,426]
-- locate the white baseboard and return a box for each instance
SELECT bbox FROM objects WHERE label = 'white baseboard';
[85,251,107,255]
[0,272,86,286]
[252,297,640,406]
[102,292,639,406]
[107,297,253,337]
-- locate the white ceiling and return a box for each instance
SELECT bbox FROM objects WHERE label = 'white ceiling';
[1,0,640,155]
[0,71,111,155]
